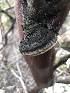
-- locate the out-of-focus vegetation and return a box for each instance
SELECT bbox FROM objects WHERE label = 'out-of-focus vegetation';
[0,0,15,33]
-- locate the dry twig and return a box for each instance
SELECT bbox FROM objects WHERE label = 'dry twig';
[10,45,28,93]
[0,11,4,64]
[11,69,28,93]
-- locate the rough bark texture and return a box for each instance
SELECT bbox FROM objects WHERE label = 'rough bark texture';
[14,0,70,93]
[19,0,69,55]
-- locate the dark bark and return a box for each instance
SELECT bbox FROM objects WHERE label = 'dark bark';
[24,48,55,88]
[14,0,70,92]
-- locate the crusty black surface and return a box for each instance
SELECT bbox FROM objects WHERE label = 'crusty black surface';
[19,0,70,55]
[19,19,57,55]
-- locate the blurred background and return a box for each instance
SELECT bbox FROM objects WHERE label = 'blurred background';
[0,0,70,93]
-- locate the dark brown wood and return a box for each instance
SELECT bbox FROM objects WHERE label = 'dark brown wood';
[14,0,70,93]
[24,48,55,88]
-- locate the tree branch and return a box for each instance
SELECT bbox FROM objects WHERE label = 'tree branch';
[0,10,5,66]
[11,69,28,93]
[0,9,15,22]
[5,0,11,7]
[0,6,16,46]
[56,76,70,84]
[54,54,70,70]
[4,19,16,46]
[5,6,14,11]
